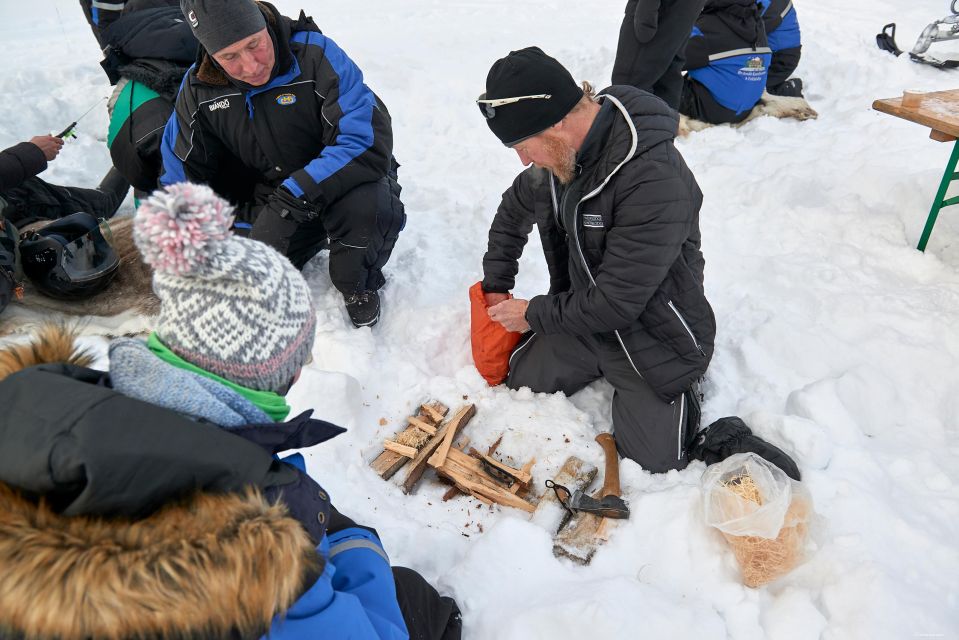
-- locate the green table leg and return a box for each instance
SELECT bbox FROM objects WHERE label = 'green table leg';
[918,139,959,252]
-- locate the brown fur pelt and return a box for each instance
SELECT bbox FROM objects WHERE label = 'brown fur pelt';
[0,323,94,381]
[678,92,819,137]
[0,483,317,640]
[0,216,160,338]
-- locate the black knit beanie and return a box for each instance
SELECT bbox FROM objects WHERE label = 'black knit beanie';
[180,0,266,54]
[482,47,583,147]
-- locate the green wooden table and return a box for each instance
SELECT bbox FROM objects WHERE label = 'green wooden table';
[873,89,959,251]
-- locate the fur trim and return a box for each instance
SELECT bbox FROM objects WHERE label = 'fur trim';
[0,324,94,381]
[678,92,818,136]
[0,483,317,640]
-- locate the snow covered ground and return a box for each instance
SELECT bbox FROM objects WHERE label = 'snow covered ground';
[2,0,958,637]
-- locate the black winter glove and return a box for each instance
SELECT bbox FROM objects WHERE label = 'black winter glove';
[249,186,320,255]
[690,416,802,481]
[634,0,662,43]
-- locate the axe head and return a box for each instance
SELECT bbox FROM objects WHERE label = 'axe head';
[568,490,630,519]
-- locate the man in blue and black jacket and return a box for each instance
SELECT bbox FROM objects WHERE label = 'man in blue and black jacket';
[160,0,405,328]
[679,0,771,124]
[759,0,803,97]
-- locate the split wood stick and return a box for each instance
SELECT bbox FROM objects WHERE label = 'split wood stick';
[371,400,447,479]
[402,404,476,494]
[383,440,418,458]
[407,416,437,435]
[481,454,532,486]
[511,458,537,494]
[436,450,536,512]
[486,434,504,456]
[428,404,476,469]
[420,403,447,423]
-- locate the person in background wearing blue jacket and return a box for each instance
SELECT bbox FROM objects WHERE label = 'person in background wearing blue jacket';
[759,0,803,97]
[679,0,771,124]
[0,183,461,640]
[160,0,405,329]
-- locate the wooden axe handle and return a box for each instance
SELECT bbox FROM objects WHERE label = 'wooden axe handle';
[595,433,621,498]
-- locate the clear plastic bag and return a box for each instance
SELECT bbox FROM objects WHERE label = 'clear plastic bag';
[702,452,812,587]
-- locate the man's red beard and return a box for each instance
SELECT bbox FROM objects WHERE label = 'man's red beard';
[536,134,577,184]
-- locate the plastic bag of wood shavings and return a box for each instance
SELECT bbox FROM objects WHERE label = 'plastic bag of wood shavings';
[702,452,812,587]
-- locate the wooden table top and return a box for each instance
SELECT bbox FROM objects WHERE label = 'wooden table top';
[873,89,959,141]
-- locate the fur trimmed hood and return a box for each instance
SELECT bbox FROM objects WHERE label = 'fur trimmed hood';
[0,483,316,640]
[0,323,93,381]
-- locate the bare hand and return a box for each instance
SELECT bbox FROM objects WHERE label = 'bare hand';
[484,291,510,307]
[488,298,530,332]
[29,135,63,161]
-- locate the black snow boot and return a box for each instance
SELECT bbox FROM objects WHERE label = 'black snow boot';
[768,77,804,98]
[344,290,380,328]
[690,416,801,480]
[96,167,131,219]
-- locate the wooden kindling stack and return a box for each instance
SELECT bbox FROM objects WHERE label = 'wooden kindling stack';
[370,401,536,511]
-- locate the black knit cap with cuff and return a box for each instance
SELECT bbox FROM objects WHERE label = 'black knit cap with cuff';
[179,0,266,55]
[482,46,583,147]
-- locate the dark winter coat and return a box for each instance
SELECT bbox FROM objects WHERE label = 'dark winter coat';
[79,0,128,47]
[684,0,772,115]
[101,2,194,192]
[759,0,801,52]
[0,142,46,193]
[0,358,410,639]
[160,2,393,211]
[482,86,715,402]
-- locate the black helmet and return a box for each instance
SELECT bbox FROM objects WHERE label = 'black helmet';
[19,213,119,300]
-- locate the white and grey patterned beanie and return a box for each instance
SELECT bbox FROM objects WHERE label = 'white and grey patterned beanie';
[135,183,315,392]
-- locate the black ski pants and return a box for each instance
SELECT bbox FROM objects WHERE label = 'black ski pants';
[506,332,699,473]
[284,160,405,294]
[0,176,125,228]
[393,567,462,640]
[678,76,753,125]
[767,46,802,92]
[611,0,706,110]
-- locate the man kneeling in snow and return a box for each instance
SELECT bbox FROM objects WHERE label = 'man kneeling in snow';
[477,47,716,473]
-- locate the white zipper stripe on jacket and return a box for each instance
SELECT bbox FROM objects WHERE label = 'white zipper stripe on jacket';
[568,94,646,380]
[781,1,793,18]
[667,300,704,354]
[708,47,773,62]
[676,392,686,460]
[508,332,537,367]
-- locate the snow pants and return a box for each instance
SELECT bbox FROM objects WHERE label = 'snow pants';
[393,567,462,640]
[285,159,406,294]
[506,332,700,473]
[678,76,753,125]
[767,46,802,93]
[0,175,126,228]
[611,0,706,110]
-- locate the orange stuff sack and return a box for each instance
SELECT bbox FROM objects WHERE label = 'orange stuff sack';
[469,281,523,386]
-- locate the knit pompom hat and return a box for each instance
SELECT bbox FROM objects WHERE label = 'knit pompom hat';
[135,183,315,393]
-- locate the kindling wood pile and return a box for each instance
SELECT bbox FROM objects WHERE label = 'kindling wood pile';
[370,400,632,564]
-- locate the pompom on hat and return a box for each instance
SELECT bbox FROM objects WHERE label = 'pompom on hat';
[135,183,316,393]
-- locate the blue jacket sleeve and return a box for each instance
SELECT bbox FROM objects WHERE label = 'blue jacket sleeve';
[281,31,392,207]
[265,531,408,640]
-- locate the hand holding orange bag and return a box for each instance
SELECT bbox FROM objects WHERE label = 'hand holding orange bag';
[469,281,523,386]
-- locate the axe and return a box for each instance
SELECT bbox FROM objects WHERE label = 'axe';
[552,433,629,564]
[547,433,630,519]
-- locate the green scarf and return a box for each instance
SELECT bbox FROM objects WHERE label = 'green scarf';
[147,333,291,422]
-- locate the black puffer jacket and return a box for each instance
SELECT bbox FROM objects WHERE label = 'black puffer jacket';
[0,142,46,193]
[482,86,715,402]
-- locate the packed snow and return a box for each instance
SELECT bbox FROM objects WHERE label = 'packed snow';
[1,0,957,637]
